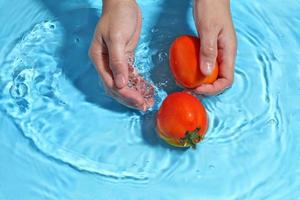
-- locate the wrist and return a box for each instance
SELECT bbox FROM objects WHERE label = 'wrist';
[102,0,138,13]
[103,0,136,8]
[194,0,230,5]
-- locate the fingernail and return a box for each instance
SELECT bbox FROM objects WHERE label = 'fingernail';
[205,62,214,75]
[202,61,213,75]
[115,74,126,88]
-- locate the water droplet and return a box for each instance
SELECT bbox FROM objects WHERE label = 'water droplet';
[128,56,134,66]
[158,80,168,88]
[158,52,168,63]
[142,46,149,51]
[75,37,80,43]
[10,83,28,99]
[209,165,215,170]
[158,34,165,39]
[49,24,55,30]
[151,27,159,33]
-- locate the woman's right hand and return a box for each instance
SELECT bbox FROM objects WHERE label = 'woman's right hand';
[89,0,151,111]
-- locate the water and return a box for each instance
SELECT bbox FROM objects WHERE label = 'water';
[0,0,300,199]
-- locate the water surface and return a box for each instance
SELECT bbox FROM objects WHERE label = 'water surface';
[0,0,300,199]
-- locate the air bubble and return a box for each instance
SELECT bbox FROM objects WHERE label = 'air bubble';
[75,37,80,43]
[49,24,55,30]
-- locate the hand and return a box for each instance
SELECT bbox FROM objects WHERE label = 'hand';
[89,0,152,111]
[193,0,237,95]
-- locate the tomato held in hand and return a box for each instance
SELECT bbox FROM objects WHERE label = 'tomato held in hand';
[169,35,219,89]
[156,92,208,148]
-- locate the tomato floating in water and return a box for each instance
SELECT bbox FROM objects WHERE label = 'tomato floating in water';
[156,92,208,148]
[169,35,219,89]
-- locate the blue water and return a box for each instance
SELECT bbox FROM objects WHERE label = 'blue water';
[0,0,300,199]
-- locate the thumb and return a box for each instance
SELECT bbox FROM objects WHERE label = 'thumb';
[199,32,218,76]
[107,40,128,89]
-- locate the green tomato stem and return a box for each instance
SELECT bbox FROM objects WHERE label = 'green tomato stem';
[179,127,203,149]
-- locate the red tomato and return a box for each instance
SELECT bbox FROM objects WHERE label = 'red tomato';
[156,92,208,148]
[169,35,219,88]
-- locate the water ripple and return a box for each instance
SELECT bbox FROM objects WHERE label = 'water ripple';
[0,0,300,198]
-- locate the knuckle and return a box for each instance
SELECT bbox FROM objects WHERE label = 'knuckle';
[228,35,237,52]
[109,59,127,73]
[193,90,202,95]
[108,32,124,43]
[88,47,94,59]
[201,22,218,33]
[88,42,104,60]
[201,44,217,58]
[110,60,125,71]
[200,22,211,32]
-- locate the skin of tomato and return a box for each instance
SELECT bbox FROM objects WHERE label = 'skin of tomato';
[170,35,219,89]
[156,92,208,147]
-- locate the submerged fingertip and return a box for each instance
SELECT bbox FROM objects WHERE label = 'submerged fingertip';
[135,102,146,111]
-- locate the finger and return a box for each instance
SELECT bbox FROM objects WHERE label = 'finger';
[90,40,145,110]
[193,78,232,96]
[217,29,237,86]
[89,40,114,89]
[194,27,236,95]
[107,36,128,89]
[126,5,142,51]
[112,87,145,111]
[182,89,193,95]
[199,30,218,76]
[193,40,235,96]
